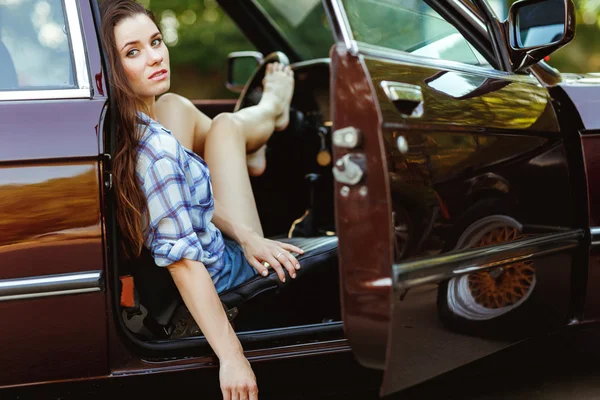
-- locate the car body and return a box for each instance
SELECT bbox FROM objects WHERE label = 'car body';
[1,0,599,397]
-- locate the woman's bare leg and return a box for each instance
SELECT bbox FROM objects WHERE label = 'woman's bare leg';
[155,63,294,234]
[206,64,294,234]
[156,63,294,177]
[203,114,264,235]
[230,63,294,152]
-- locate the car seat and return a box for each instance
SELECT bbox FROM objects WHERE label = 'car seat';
[122,235,338,339]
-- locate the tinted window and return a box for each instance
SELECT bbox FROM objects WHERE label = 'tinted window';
[344,0,491,67]
[0,0,75,91]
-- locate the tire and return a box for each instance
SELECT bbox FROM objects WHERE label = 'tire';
[437,199,537,338]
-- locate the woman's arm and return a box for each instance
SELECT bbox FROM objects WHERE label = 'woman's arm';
[212,199,304,282]
[168,258,258,400]
[212,199,255,246]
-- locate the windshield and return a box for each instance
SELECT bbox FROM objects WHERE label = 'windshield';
[252,0,334,60]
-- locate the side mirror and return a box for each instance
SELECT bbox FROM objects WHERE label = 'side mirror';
[506,0,575,71]
[226,51,263,93]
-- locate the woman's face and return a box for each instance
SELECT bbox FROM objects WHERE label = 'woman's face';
[114,13,170,104]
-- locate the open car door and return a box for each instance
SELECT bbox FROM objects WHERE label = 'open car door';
[325,0,586,396]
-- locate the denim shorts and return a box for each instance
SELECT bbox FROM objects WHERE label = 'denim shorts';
[216,238,258,294]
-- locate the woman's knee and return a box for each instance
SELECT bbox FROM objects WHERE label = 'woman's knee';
[209,113,244,140]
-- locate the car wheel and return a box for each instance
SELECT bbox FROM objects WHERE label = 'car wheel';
[437,200,536,336]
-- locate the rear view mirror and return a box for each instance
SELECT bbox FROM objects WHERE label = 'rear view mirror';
[226,51,263,93]
[507,0,575,70]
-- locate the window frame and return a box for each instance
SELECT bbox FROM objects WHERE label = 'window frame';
[329,0,508,74]
[0,0,91,102]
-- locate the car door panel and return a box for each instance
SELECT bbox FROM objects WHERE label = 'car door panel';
[370,61,560,132]
[0,101,106,162]
[0,103,108,387]
[0,163,103,280]
[581,134,600,320]
[0,293,106,386]
[0,107,107,387]
[560,83,600,321]
[0,0,108,387]
[328,1,583,394]
[331,46,393,369]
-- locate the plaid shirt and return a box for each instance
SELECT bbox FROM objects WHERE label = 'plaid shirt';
[135,113,226,283]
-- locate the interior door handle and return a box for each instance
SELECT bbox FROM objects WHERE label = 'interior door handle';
[381,81,424,118]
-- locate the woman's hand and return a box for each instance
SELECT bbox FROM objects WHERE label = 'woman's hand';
[239,232,304,282]
[219,354,258,400]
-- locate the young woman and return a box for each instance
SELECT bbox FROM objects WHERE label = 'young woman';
[100,1,303,399]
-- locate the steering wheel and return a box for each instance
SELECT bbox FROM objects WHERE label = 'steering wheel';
[234,51,290,113]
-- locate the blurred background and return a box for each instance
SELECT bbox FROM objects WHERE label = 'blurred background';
[141,0,600,100]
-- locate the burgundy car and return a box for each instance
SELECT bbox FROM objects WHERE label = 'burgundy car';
[1,0,598,397]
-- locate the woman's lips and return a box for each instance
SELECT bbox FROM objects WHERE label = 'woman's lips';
[149,69,168,81]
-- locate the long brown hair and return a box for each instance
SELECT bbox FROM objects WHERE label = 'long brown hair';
[100,0,157,258]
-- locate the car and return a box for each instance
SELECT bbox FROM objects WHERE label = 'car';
[1,0,598,397]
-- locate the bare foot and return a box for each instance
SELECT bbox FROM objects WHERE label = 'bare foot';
[261,62,294,132]
[247,145,267,177]
[246,63,293,176]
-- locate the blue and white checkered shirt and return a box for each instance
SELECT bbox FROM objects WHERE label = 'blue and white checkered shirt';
[135,112,226,282]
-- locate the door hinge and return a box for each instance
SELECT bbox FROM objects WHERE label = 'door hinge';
[102,153,113,192]
[104,172,113,191]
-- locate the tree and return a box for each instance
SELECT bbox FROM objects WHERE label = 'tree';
[146,0,255,99]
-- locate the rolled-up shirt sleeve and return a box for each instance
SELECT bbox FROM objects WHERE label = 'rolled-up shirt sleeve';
[141,157,205,267]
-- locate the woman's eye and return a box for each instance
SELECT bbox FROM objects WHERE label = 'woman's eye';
[127,49,139,57]
[152,38,162,47]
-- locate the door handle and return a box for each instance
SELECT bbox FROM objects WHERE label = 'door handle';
[381,81,424,118]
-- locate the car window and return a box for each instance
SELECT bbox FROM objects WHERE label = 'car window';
[0,0,75,91]
[252,0,334,60]
[344,0,492,68]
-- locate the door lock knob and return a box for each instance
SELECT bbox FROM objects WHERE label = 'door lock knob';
[333,153,366,185]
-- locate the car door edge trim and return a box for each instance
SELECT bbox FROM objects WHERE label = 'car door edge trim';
[580,129,600,136]
[0,89,93,102]
[64,0,91,91]
[393,229,584,290]
[590,227,600,245]
[0,271,103,302]
[326,0,358,55]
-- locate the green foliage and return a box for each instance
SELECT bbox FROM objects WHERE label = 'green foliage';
[152,0,600,101]
[507,0,600,72]
[550,0,600,72]
[146,0,256,99]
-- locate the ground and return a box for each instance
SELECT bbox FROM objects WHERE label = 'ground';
[4,327,600,399]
